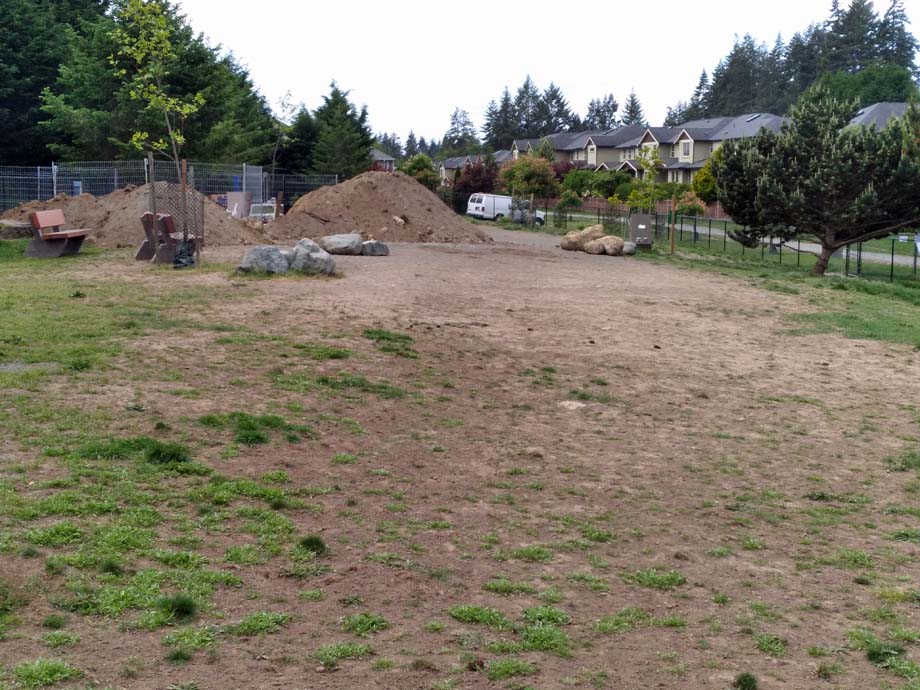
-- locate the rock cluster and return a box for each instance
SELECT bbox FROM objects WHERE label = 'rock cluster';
[560,224,636,256]
[238,234,390,275]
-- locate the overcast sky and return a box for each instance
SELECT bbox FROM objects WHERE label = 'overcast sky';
[175,0,914,142]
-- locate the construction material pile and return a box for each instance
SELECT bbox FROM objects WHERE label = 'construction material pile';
[270,171,491,244]
[1,183,265,248]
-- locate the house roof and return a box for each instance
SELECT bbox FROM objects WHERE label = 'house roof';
[849,102,908,129]
[587,124,647,148]
[492,150,513,163]
[440,155,471,170]
[370,148,395,162]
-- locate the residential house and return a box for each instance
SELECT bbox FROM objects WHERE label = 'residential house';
[438,151,513,186]
[370,148,396,172]
[511,131,606,166]
[849,102,908,128]
[595,113,784,184]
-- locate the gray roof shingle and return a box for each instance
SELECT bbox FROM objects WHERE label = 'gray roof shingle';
[849,102,909,129]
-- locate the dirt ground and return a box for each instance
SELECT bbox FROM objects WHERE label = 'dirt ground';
[2,228,919,690]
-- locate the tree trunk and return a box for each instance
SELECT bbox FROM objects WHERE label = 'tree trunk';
[813,244,835,276]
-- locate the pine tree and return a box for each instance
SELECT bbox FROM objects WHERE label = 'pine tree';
[442,108,479,156]
[712,86,920,275]
[513,75,543,138]
[482,87,518,150]
[663,102,689,127]
[757,35,789,113]
[535,82,575,136]
[311,82,373,179]
[877,0,919,73]
[404,131,419,158]
[375,132,402,159]
[418,136,428,156]
[786,25,826,99]
[584,94,619,129]
[276,107,317,172]
[708,35,766,116]
[684,71,712,120]
[621,92,646,126]
[823,0,880,73]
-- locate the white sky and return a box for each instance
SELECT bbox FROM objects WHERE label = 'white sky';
[175,0,917,142]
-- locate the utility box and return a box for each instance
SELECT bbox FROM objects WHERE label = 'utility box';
[226,191,252,219]
[629,213,654,248]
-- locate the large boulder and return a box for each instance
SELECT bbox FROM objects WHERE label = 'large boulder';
[560,224,606,251]
[583,239,607,255]
[361,240,389,256]
[291,238,336,275]
[598,235,625,256]
[622,241,637,256]
[239,245,289,274]
[319,233,363,255]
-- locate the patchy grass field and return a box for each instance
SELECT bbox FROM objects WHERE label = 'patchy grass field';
[1,230,920,690]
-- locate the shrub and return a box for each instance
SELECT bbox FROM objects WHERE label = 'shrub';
[498,156,559,198]
[398,154,439,190]
[156,594,198,622]
[557,190,581,210]
[299,535,328,556]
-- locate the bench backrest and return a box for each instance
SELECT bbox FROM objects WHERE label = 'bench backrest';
[31,209,66,230]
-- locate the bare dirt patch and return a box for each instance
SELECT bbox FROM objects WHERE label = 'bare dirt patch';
[270,171,491,244]
[2,228,920,690]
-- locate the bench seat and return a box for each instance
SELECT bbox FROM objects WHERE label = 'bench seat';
[26,209,88,258]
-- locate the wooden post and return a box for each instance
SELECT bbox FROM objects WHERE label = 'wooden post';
[197,196,203,266]
[669,198,676,255]
[180,159,189,242]
[147,152,157,216]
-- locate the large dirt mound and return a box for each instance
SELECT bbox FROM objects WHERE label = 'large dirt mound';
[1,183,265,248]
[270,171,490,244]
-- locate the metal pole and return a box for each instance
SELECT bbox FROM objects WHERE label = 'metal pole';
[181,159,189,242]
[797,239,801,267]
[914,241,918,277]
[708,218,712,248]
[52,162,58,197]
[779,242,782,264]
[723,220,728,252]
[147,152,157,216]
[241,163,247,195]
[891,238,896,282]
[845,244,850,276]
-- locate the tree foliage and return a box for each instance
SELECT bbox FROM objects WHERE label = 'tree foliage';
[454,157,499,195]
[40,0,273,163]
[498,156,559,198]
[621,92,647,126]
[441,108,480,157]
[691,157,718,204]
[664,1,918,122]
[711,86,920,274]
[583,94,619,130]
[397,154,439,190]
[310,83,373,179]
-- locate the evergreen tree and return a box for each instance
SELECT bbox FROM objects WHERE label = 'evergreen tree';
[757,36,789,113]
[663,102,689,127]
[404,131,419,158]
[418,136,428,157]
[819,63,919,103]
[621,92,647,126]
[375,132,402,159]
[877,0,919,73]
[311,82,373,179]
[707,35,765,116]
[584,94,619,129]
[441,108,479,156]
[482,87,518,150]
[276,107,317,172]
[0,0,108,163]
[712,86,920,275]
[513,75,543,138]
[684,71,712,120]
[786,25,826,99]
[823,0,880,73]
[535,82,575,136]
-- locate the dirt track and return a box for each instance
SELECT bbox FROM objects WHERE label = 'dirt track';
[3,228,920,689]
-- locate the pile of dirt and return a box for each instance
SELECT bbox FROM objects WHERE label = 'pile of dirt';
[1,183,266,248]
[270,171,491,244]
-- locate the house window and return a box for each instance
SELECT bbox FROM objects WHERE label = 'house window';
[682,142,690,157]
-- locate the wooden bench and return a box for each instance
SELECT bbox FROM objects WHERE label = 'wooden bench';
[26,210,88,258]
[136,212,198,264]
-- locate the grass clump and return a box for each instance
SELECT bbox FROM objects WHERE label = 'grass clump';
[24,521,83,547]
[315,372,406,399]
[228,611,290,636]
[14,659,82,688]
[732,672,758,690]
[162,626,217,650]
[342,612,389,637]
[621,568,686,590]
[363,328,418,358]
[483,577,536,596]
[523,605,571,626]
[866,640,905,664]
[884,450,920,472]
[41,614,66,630]
[293,342,352,360]
[511,545,553,562]
[595,607,651,634]
[298,589,325,602]
[299,535,328,556]
[755,633,788,657]
[313,642,373,668]
[487,657,537,681]
[42,631,79,648]
[156,594,198,623]
[143,440,192,465]
[520,623,572,656]
[447,605,512,630]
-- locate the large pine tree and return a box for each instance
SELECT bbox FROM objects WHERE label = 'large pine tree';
[621,92,647,126]
[311,83,373,179]
[513,76,543,138]
[583,94,619,130]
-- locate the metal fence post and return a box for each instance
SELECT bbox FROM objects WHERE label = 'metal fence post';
[914,241,918,277]
[52,162,58,197]
[723,220,727,252]
[242,163,247,195]
[891,238,896,282]
[845,244,850,275]
[708,218,712,248]
[797,239,801,267]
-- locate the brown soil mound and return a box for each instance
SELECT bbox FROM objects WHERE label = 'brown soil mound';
[1,183,265,248]
[270,171,491,244]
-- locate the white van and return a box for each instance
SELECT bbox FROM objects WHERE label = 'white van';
[466,193,545,225]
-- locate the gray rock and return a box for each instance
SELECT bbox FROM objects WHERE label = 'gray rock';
[361,240,389,256]
[279,248,294,265]
[239,245,289,273]
[622,241,637,256]
[296,238,323,253]
[291,242,336,275]
[319,233,363,255]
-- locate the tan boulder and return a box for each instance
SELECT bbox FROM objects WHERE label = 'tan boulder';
[599,235,625,256]
[583,239,607,254]
[560,224,606,251]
